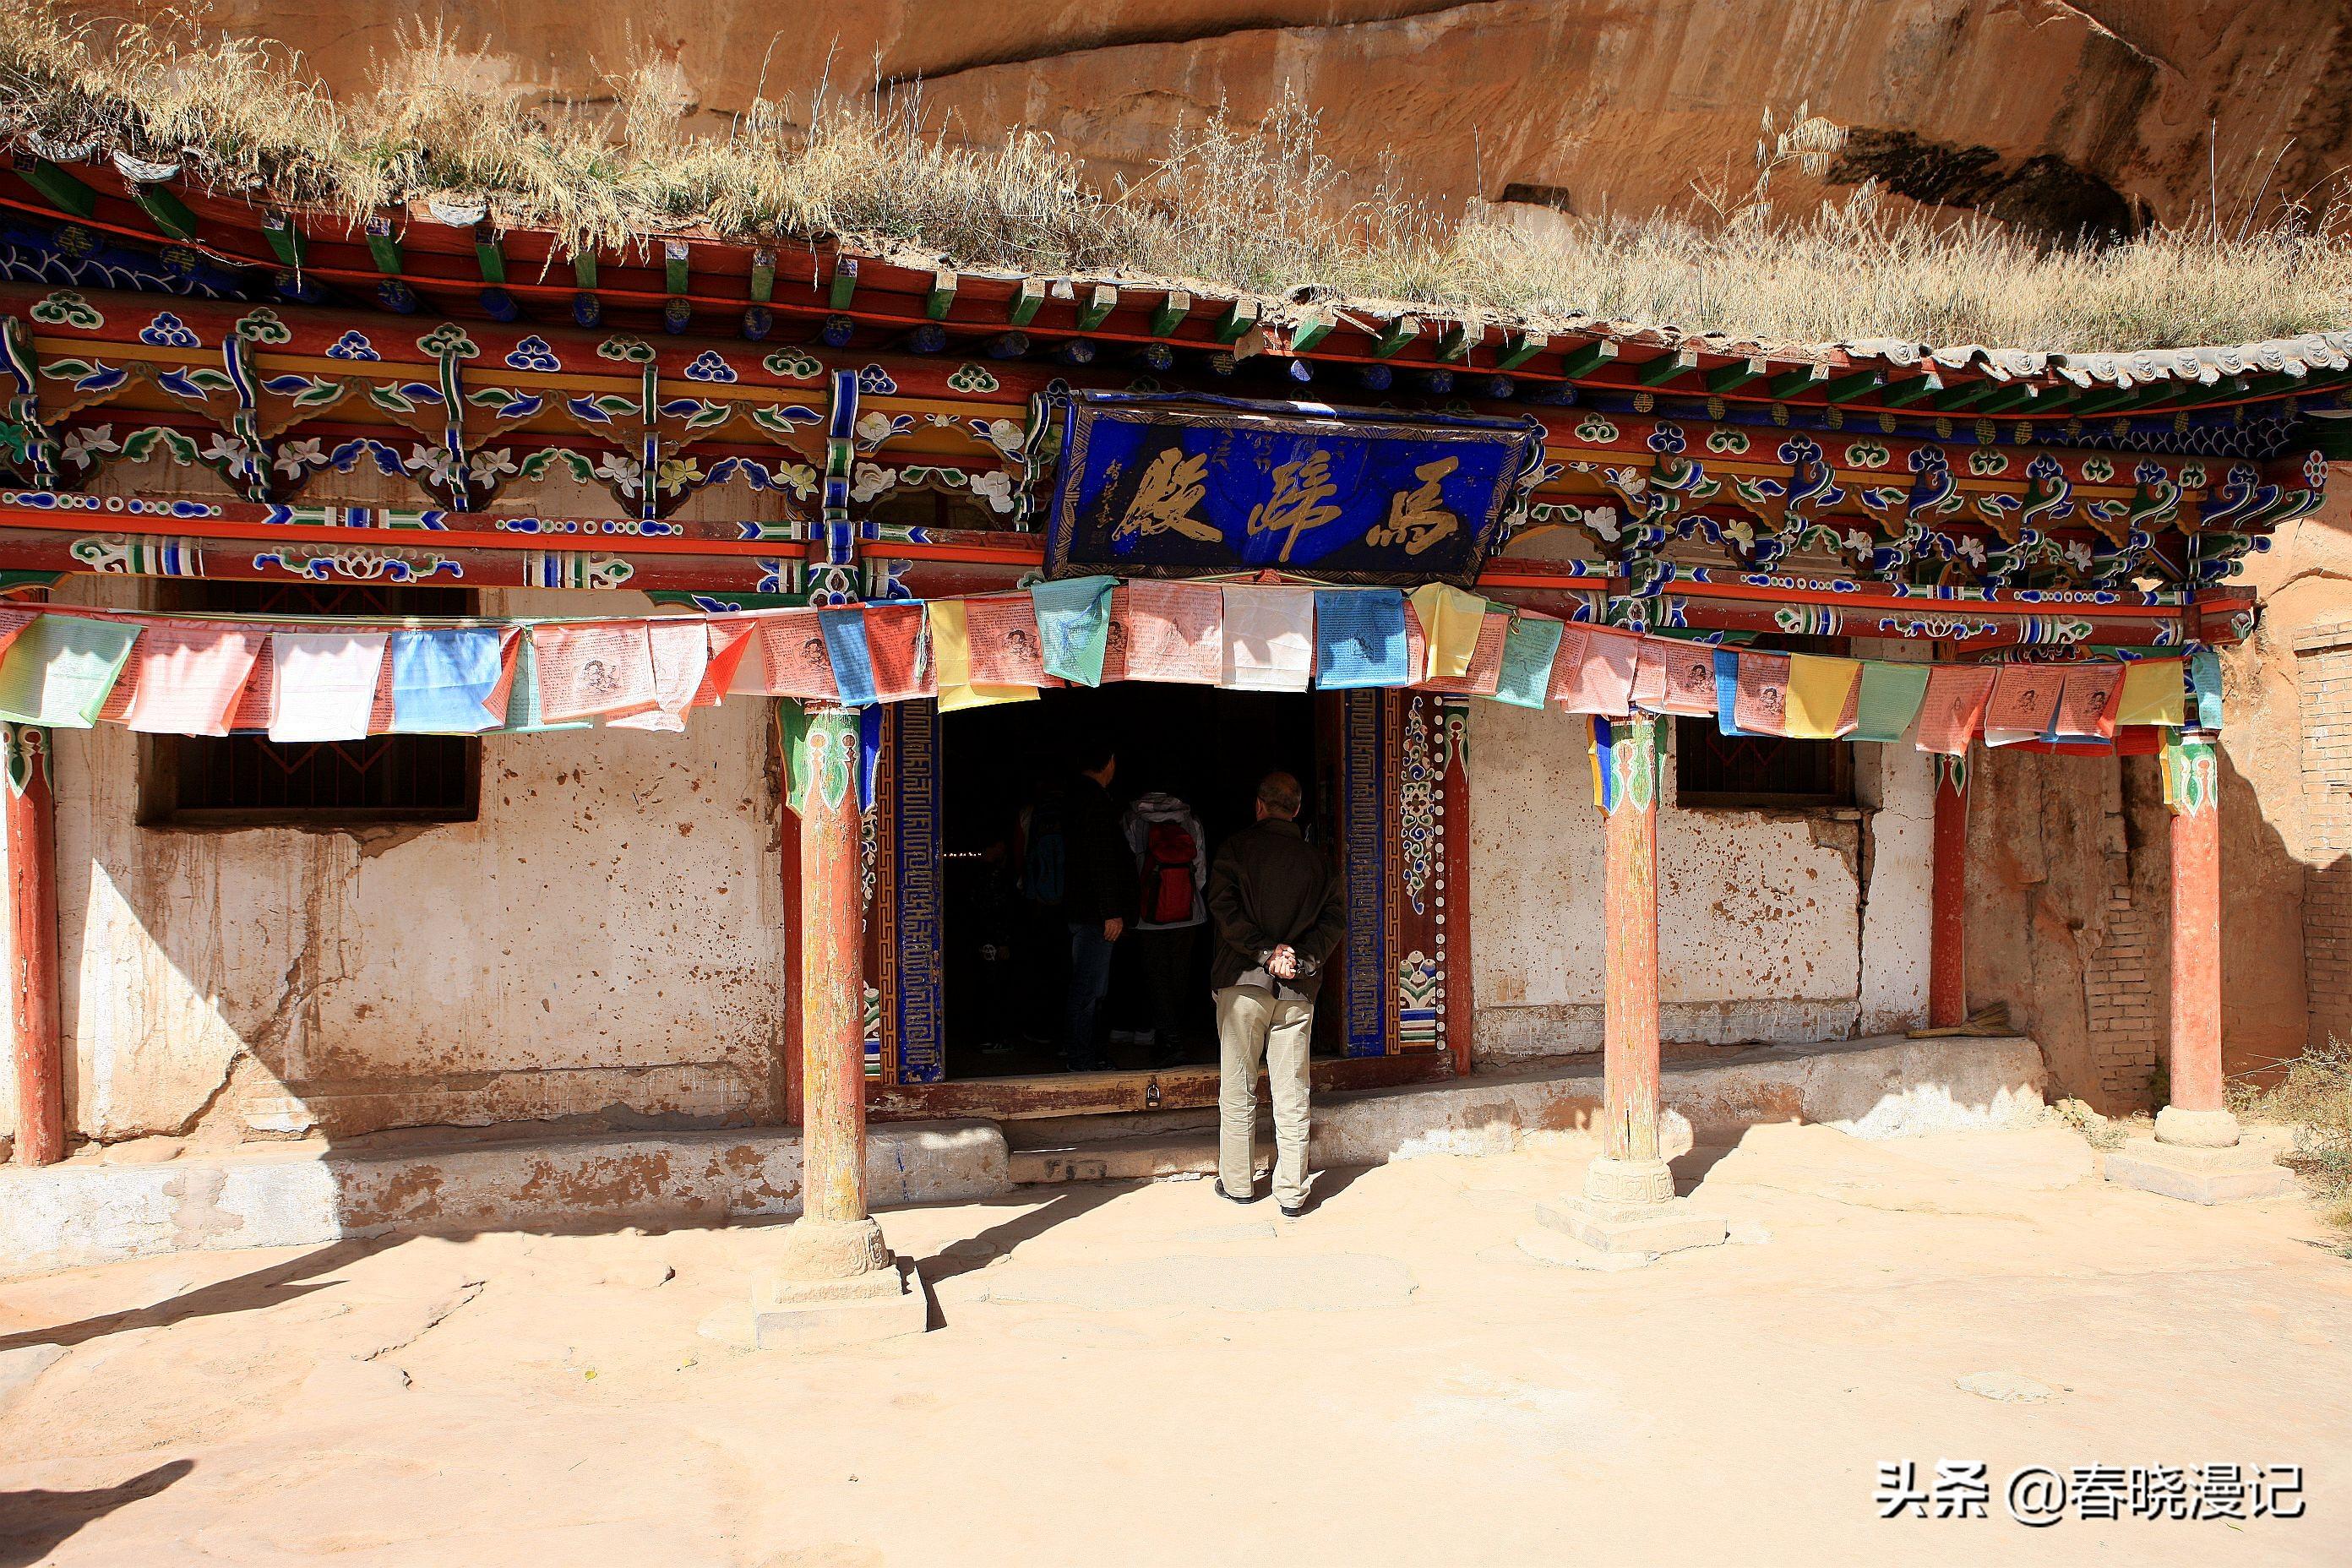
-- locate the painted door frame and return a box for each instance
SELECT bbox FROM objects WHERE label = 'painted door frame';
[838,685,1475,1119]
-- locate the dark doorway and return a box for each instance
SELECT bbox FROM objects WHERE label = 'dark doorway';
[936,684,1322,1080]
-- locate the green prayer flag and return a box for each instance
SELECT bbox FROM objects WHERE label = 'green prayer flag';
[1032,575,1115,687]
[0,614,141,727]
[498,632,591,734]
[2189,647,2223,730]
[1492,614,1564,710]
[1849,661,1931,743]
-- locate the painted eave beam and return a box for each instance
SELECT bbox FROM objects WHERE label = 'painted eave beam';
[1560,339,1619,379]
[1636,347,1700,388]
[1768,362,1831,400]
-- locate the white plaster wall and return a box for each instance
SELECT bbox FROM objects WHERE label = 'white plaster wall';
[49,580,788,1143]
[1851,639,1936,1033]
[1468,693,1932,1061]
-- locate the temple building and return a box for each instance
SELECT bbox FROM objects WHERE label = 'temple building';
[0,130,2333,1288]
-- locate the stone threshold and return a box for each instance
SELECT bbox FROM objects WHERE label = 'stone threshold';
[3,1033,2046,1277]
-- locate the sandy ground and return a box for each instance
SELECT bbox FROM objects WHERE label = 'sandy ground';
[1,1122,2347,1566]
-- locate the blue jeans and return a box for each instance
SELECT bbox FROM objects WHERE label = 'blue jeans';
[1064,920,1116,1069]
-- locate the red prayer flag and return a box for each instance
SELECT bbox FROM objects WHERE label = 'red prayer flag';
[533,622,659,721]
[367,646,396,733]
[0,606,35,661]
[1551,624,1639,716]
[2053,663,2126,740]
[700,617,762,703]
[965,594,1049,688]
[1418,611,1509,695]
[863,602,934,700]
[1913,666,1996,754]
[608,619,710,730]
[1122,580,1222,686]
[1644,638,1719,716]
[227,635,275,732]
[1733,651,1793,736]
[477,629,523,727]
[118,620,265,736]
[1098,586,1132,683]
[1983,663,2064,740]
[757,610,838,700]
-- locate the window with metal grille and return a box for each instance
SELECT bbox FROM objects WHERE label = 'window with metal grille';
[1673,634,1856,809]
[139,581,480,827]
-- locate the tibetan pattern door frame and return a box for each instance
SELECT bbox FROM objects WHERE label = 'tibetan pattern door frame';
[880,699,945,1086]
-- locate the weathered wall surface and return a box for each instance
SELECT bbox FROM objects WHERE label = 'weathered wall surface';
[1467,693,1929,1061]
[1947,487,2352,1113]
[119,2,2352,242]
[2217,490,2352,1070]
[8,578,789,1148]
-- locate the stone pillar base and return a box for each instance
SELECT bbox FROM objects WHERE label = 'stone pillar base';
[753,1259,930,1351]
[2153,1106,2241,1149]
[2104,1136,2294,1206]
[1537,1194,1728,1257]
[1582,1154,1675,1206]
[750,1216,928,1351]
[774,1216,892,1281]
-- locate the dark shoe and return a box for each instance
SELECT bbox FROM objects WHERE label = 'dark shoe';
[1279,1201,1305,1218]
[1215,1179,1257,1205]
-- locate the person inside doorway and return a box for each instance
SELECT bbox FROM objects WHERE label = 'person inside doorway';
[1059,738,1133,1072]
[1206,770,1345,1217]
[1123,781,1209,1069]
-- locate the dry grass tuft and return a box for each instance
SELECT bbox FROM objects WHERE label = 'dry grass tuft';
[2236,1040,2352,1242]
[3,3,2349,353]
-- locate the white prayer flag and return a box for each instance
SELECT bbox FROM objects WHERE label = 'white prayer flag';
[1221,586,1315,693]
[268,631,389,743]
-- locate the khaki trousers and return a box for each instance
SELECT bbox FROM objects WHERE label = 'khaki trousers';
[1215,984,1314,1210]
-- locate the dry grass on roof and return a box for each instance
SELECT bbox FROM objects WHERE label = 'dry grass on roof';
[7,3,2352,357]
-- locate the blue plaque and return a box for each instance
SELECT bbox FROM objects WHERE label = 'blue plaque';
[1043,392,1543,587]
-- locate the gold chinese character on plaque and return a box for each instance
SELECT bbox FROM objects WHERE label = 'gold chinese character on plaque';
[1365,455,1462,555]
[1246,448,1343,562]
[1112,447,1220,544]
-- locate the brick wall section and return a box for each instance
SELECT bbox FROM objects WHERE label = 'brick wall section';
[2083,882,2159,1106]
[2295,619,2352,1050]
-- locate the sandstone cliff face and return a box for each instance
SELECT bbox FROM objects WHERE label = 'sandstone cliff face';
[127,1,2352,241]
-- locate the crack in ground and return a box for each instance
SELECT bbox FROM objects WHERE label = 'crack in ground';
[360,1281,486,1363]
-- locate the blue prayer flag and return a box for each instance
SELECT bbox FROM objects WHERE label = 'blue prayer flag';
[1313,589,1408,689]
[819,609,879,707]
[1031,575,1115,686]
[1712,650,1763,737]
[389,628,505,732]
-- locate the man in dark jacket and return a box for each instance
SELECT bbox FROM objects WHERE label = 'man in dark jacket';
[1059,738,1134,1071]
[1206,770,1346,1216]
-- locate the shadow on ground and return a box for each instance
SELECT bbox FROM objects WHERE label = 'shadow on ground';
[0,1459,191,1567]
[0,1241,387,1355]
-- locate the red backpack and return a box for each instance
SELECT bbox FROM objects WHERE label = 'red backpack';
[1141,819,1197,924]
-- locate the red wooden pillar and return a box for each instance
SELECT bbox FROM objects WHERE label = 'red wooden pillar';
[2157,729,2237,1146]
[1587,712,1670,1206]
[779,701,890,1275]
[1929,753,1969,1028]
[6,721,63,1167]
[777,710,805,1129]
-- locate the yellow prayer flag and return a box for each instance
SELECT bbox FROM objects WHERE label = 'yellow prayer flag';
[1409,583,1485,681]
[937,681,1038,712]
[928,600,973,689]
[1783,654,1862,739]
[927,600,1037,710]
[2116,657,2185,728]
